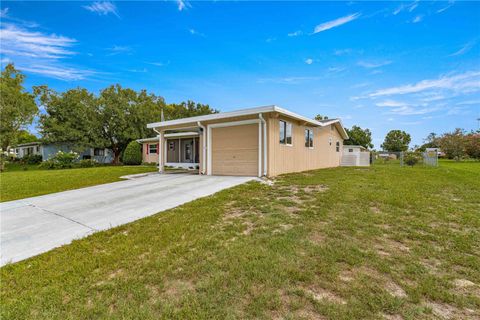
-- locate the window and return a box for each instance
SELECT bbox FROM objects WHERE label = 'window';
[349,148,353,153]
[168,141,175,151]
[279,120,292,145]
[94,148,105,156]
[305,129,313,148]
[149,143,158,154]
[336,141,340,152]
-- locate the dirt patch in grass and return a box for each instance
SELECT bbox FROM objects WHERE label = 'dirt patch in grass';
[304,287,346,305]
[163,279,195,299]
[385,280,407,298]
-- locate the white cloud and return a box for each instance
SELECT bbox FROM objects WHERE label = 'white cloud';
[456,100,480,106]
[0,8,8,18]
[288,30,302,37]
[376,100,407,108]
[83,1,119,17]
[450,40,476,56]
[147,61,169,67]
[412,15,423,23]
[368,71,480,97]
[20,64,95,81]
[305,58,313,65]
[0,18,94,81]
[189,29,205,37]
[176,0,190,11]
[437,1,454,14]
[106,45,133,56]
[0,23,76,59]
[357,60,392,68]
[393,1,419,15]
[257,76,322,84]
[334,48,352,56]
[313,13,360,34]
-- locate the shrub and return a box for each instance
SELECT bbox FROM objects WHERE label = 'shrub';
[22,154,42,165]
[39,151,79,169]
[78,159,98,168]
[404,152,422,167]
[123,141,142,165]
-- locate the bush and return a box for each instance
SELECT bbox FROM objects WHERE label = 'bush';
[21,154,42,165]
[404,152,422,167]
[78,159,98,168]
[39,151,79,169]
[123,141,142,165]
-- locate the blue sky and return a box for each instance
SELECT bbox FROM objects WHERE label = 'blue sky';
[1,1,479,148]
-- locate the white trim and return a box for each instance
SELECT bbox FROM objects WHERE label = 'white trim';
[258,120,262,177]
[259,113,267,176]
[197,121,206,174]
[147,105,349,139]
[207,119,261,176]
[164,132,199,138]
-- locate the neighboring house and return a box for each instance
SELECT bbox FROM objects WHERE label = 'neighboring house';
[145,105,349,177]
[14,142,114,163]
[341,145,370,166]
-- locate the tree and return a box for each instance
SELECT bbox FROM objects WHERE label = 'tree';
[0,64,38,150]
[417,132,440,151]
[164,100,218,120]
[464,133,480,159]
[17,130,38,144]
[96,85,166,163]
[381,130,411,152]
[344,125,373,149]
[315,114,328,121]
[122,141,142,165]
[438,128,467,160]
[36,86,99,151]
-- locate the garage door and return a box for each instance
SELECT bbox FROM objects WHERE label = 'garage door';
[211,124,258,176]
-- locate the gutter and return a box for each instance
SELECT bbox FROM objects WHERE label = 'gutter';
[197,121,206,175]
[258,113,267,176]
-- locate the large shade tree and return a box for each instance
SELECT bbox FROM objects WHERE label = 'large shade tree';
[0,64,38,150]
[381,130,411,152]
[36,86,99,150]
[344,125,373,149]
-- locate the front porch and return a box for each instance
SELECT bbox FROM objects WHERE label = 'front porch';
[164,132,199,170]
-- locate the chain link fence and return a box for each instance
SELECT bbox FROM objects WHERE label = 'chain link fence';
[371,151,438,167]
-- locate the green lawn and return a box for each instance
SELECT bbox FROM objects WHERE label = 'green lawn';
[1,162,479,319]
[0,165,157,202]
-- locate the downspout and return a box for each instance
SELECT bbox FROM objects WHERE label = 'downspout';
[259,113,267,176]
[197,121,206,175]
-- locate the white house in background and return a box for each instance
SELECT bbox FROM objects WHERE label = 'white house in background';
[341,145,370,166]
[14,142,114,163]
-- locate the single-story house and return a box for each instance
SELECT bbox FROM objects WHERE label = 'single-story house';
[341,145,370,166]
[14,142,114,163]
[143,105,348,177]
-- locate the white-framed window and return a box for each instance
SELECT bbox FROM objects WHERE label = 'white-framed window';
[336,141,340,152]
[94,148,105,156]
[279,120,292,145]
[149,143,158,154]
[305,129,313,148]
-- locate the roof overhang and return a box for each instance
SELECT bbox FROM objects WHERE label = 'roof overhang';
[147,105,349,139]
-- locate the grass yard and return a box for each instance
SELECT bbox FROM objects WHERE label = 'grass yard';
[1,162,479,319]
[0,165,157,202]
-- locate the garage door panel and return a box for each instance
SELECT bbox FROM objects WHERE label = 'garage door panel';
[211,124,258,176]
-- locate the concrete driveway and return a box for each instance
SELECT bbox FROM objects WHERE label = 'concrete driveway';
[0,173,255,266]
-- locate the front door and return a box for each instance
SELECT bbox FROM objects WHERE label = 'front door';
[184,141,192,162]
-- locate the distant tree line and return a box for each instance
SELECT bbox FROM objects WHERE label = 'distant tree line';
[0,63,217,163]
[417,129,480,160]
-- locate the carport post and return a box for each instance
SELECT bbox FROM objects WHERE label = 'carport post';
[158,131,164,172]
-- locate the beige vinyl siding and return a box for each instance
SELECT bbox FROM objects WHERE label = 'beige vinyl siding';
[267,116,343,176]
[142,142,159,164]
[211,124,259,176]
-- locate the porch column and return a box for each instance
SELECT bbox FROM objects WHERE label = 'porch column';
[158,132,164,172]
